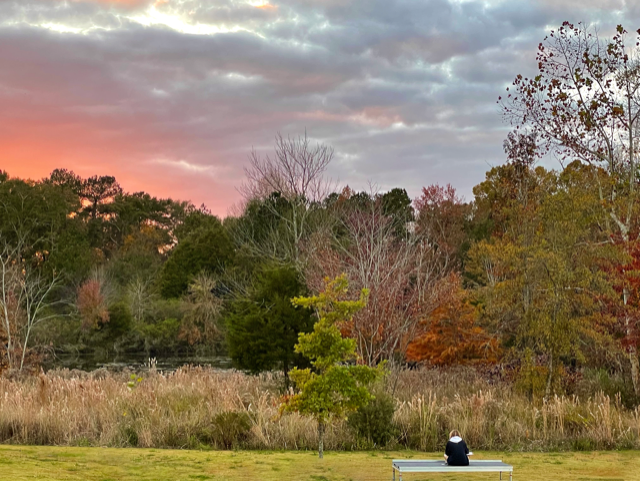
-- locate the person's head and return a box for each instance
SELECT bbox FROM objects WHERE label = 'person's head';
[449,429,460,439]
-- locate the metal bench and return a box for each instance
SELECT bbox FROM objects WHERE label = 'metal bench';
[392,459,513,481]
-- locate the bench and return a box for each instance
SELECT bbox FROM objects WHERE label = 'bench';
[392,459,513,481]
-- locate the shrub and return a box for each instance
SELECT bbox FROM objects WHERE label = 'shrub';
[211,411,252,449]
[348,392,397,447]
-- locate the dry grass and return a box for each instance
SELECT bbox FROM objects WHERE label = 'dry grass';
[0,367,638,450]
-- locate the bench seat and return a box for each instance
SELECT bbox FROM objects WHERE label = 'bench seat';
[392,459,513,481]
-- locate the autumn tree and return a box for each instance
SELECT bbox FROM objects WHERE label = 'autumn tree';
[306,189,448,365]
[414,184,471,270]
[501,21,640,393]
[77,277,110,331]
[407,272,499,366]
[467,162,610,397]
[282,275,383,458]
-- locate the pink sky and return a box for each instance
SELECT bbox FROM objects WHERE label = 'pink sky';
[1,0,631,216]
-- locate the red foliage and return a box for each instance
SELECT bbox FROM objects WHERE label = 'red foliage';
[602,240,640,353]
[77,279,109,330]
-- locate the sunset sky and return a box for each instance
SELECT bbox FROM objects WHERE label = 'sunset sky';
[1,0,637,216]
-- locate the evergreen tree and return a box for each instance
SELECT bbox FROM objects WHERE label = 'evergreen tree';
[225,265,314,383]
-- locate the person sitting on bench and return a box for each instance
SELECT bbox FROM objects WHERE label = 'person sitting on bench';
[444,430,470,466]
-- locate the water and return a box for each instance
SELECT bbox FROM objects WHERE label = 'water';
[43,351,233,372]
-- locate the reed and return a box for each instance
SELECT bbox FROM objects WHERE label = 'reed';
[0,367,637,450]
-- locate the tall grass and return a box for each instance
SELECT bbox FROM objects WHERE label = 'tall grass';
[0,367,638,450]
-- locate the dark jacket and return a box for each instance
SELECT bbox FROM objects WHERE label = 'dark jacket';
[445,436,469,466]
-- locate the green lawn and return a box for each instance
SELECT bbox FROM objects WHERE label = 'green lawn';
[0,446,637,481]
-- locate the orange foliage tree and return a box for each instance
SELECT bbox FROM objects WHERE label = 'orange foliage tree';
[76,277,110,330]
[407,273,500,366]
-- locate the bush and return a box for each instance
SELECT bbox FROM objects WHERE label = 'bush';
[574,368,639,408]
[211,411,252,449]
[347,392,397,447]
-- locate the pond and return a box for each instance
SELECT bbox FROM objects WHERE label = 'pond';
[42,350,233,372]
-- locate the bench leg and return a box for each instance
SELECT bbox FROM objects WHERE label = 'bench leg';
[393,468,395,481]
[510,472,512,481]
[500,472,502,481]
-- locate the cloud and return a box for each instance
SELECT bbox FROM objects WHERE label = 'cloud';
[2,0,640,214]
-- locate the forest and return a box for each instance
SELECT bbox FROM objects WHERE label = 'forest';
[3,21,640,417]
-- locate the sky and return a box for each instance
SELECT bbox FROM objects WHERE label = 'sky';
[1,0,638,216]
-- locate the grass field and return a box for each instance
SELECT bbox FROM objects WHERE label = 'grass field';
[0,446,637,481]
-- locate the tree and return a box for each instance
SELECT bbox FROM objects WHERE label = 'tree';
[0,177,79,263]
[381,188,414,237]
[77,277,110,331]
[225,265,314,383]
[237,132,334,267]
[306,190,449,365]
[48,168,82,195]
[407,273,500,366]
[79,175,123,220]
[467,163,610,397]
[281,275,384,458]
[414,184,471,270]
[179,272,224,346]
[0,240,61,371]
[500,22,640,393]
[159,221,235,298]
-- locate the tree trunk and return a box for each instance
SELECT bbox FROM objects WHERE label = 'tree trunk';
[318,420,325,459]
[630,348,640,397]
[623,286,640,396]
[544,355,553,400]
[283,359,290,390]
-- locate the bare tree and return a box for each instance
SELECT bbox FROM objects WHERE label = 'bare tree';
[0,240,60,371]
[241,132,334,202]
[237,132,335,267]
[127,276,156,324]
[306,190,448,366]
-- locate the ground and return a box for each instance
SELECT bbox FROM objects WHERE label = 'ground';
[0,446,637,481]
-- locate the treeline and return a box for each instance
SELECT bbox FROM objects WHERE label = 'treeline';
[3,21,640,407]
[0,136,636,404]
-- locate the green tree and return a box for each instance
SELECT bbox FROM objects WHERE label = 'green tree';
[159,221,234,298]
[282,275,384,458]
[381,187,414,238]
[225,265,314,384]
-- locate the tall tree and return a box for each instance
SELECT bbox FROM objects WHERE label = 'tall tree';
[79,175,123,221]
[307,189,448,365]
[414,184,471,270]
[500,21,640,393]
[0,240,61,371]
[467,162,610,396]
[237,132,334,268]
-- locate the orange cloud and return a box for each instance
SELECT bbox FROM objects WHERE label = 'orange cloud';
[253,2,277,9]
